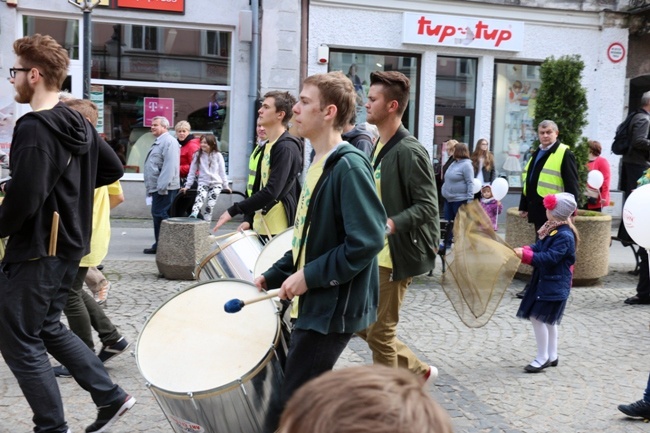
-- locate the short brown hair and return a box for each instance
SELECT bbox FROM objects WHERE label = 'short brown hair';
[263,91,297,127]
[13,34,69,91]
[588,140,602,157]
[369,71,410,116]
[454,142,470,159]
[278,365,454,433]
[64,99,99,127]
[303,71,356,130]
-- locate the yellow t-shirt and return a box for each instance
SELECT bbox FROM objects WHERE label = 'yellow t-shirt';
[80,181,123,267]
[289,153,327,319]
[254,138,289,236]
[372,142,392,269]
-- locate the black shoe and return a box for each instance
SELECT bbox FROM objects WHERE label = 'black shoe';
[524,359,550,373]
[53,365,72,378]
[96,264,104,271]
[143,248,157,254]
[98,337,131,364]
[549,357,559,367]
[618,399,650,419]
[516,289,526,299]
[85,395,136,433]
[624,295,650,305]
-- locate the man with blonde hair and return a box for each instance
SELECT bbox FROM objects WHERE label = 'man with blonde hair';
[278,365,454,433]
[255,71,385,432]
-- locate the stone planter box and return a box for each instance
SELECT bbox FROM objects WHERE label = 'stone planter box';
[156,217,212,280]
[504,207,611,286]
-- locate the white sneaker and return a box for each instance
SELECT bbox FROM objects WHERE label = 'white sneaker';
[423,365,438,386]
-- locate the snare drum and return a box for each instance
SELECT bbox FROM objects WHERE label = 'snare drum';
[253,226,294,278]
[136,279,284,433]
[194,230,263,281]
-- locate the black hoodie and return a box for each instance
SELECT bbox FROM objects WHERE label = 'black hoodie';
[0,102,124,262]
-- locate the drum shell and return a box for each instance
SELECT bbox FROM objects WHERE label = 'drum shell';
[194,231,263,281]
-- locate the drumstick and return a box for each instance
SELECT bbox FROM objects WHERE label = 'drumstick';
[224,288,281,313]
[49,211,60,256]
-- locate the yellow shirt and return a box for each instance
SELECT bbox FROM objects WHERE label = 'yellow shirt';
[254,138,289,236]
[372,142,392,269]
[289,153,327,319]
[80,181,123,267]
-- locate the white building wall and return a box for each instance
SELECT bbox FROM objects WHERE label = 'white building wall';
[309,0,629,186]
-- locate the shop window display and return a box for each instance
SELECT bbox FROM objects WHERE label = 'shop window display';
[328,50,420,135]
[493,62,541,188]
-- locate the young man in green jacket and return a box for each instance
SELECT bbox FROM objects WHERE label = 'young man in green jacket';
[358,70,440,384]
[255,71,386,433]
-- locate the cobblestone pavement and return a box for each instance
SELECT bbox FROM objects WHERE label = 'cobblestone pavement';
[0,220,648,432]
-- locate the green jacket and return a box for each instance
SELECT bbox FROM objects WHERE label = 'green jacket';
[378,127,440,281]
[263,144,386,335]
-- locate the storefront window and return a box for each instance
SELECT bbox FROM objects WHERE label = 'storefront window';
[92,23,231,85]
[328,50,420,135]
[96,85,230,174]
[23,16,79,60]
[493,62,541,188]
[434,56,477,150]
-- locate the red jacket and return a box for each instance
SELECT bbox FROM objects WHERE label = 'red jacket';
[179,136,201,179]
[586,156,610,210]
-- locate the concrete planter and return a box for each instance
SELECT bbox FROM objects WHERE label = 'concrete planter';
[504,207,611,286]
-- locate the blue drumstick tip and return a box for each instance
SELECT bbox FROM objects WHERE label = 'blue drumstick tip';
[224,299,245,313]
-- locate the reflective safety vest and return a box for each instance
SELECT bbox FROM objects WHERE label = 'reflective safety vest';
[246,143,265,197]
[522,143,568,197]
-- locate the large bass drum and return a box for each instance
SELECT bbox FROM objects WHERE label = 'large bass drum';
[136,280,284,433]
[253,227,294,278]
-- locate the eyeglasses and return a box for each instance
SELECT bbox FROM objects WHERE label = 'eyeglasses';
[9,67,45,79]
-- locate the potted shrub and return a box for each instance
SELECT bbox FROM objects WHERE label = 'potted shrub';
[505,55,611,285]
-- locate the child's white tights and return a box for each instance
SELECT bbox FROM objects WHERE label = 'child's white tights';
[530,317,558,367]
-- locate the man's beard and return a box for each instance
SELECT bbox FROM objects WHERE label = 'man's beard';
[14,80,34,104]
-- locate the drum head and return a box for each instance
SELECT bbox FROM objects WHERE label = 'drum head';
[136,280,279,394]
[254,227,293,278]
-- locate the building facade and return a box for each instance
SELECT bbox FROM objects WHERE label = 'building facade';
[0,0,647,217]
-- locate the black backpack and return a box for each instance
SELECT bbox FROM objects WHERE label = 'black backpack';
[611,110,640,155]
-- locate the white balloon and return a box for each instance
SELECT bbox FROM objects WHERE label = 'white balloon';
[623,184,650,249]
[587,170,604,189]
[472,178,482,194]
[491,177,509,201]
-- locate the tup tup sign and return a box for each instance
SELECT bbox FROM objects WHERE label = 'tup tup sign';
[402,12,524,52]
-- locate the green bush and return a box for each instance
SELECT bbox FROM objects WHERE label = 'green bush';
[534,55,589,206]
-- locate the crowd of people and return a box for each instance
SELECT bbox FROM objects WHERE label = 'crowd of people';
[1,32,649,433]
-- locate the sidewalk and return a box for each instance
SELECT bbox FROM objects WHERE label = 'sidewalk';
[0,218,647,433]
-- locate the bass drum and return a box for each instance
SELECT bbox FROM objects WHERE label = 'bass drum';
[194,230,263,281]
[136,279,285,433]
[253,227,294,278]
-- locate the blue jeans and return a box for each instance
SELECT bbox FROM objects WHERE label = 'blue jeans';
[443,200,465,248]
[263,328,352,433]
[0,257,126,433]
[151,189,178,249]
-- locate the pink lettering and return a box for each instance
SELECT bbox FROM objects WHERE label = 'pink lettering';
[473,20,512,47]
[416,17,457,41]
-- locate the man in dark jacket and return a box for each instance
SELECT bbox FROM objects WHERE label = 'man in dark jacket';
[256,71,386,432]
[214,91,303,237]
[516,120,579,298]
[0,34,134,433]
[358,71,440,384]
[621,91,650,305]
[341,112,375,156]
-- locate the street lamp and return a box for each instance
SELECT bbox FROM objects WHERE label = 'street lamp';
[68,0,100,99]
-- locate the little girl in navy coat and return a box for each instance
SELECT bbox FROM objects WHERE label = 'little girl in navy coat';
[514,192,578,373]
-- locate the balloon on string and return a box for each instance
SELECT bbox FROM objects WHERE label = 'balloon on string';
[491,177,509,201]
[472,178,482,194]
[587,170,604,189]
[623,184,650,249]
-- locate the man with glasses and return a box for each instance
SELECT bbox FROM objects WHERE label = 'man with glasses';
[0,34,135,433]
